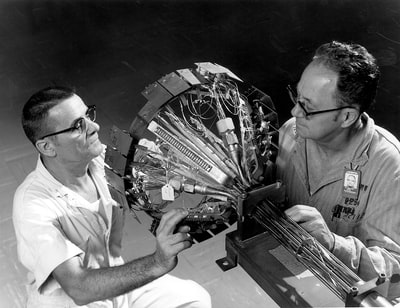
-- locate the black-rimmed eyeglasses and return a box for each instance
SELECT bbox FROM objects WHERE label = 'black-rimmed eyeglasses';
[287,85,356,117]
[40,105,96,139]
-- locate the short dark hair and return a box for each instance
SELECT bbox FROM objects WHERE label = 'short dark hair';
[312,41,380,113]
[22,86,76,145]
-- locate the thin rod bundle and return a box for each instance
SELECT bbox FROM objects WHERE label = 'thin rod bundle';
[252,200,362,301]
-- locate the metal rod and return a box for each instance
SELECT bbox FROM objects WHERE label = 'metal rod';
[251,200,363,301]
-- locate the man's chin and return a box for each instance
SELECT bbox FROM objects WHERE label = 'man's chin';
[90,139,103,155]
[294,121,304,137]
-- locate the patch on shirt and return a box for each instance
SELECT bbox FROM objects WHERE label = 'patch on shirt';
[331,197,366,222]
[332,204,356,221]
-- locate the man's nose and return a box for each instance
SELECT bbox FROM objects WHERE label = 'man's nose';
[291,103,305,118]
[87,118,100,132]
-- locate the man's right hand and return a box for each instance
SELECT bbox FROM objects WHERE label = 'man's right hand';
[52,208,193,305]
[153,208,192,272]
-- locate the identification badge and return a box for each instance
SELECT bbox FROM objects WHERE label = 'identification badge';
[161,184,175,201]
[342,169,361,199]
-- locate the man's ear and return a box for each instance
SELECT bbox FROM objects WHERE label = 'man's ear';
[35,139,56,157]
[341,108,360,128]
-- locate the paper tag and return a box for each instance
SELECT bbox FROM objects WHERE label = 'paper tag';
[161,184,175,201]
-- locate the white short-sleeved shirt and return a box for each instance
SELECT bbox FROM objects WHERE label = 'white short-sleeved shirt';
[13,152,127,307]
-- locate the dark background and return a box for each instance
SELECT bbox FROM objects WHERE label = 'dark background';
[0,1,399,307]
[1,0,399,138]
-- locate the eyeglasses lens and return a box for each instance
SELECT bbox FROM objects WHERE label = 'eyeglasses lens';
[86,106,96,122]
[287,86,297,105]
[74,107,96,134]
[287,85,309,116]
[72,118,85,134]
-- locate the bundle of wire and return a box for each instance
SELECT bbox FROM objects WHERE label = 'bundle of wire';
[252,199,362,302]
[128,69,279,222]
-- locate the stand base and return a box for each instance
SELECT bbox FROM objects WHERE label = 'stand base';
[217,230,343,307]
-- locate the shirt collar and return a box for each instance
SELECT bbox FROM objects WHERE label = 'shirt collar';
[35,155,98,200]
[348,113,375,167]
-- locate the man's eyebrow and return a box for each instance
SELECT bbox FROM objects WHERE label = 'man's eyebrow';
[296,88,313,105]
[69,116,84,126]
[71,107,89,123]
[296,84,318,108]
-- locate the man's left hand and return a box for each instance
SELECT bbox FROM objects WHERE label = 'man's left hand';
[285,204,335,251]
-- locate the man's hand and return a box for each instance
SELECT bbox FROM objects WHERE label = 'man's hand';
[153,208,192,272]
[285,205,335,250]
[52,208,193,305]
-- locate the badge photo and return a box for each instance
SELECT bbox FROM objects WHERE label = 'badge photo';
[342,169,361,198]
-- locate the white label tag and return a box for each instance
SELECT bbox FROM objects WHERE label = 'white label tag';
[161,184,175,201]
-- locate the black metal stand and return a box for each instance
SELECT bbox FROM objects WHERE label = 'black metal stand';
[216,229,342,307]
